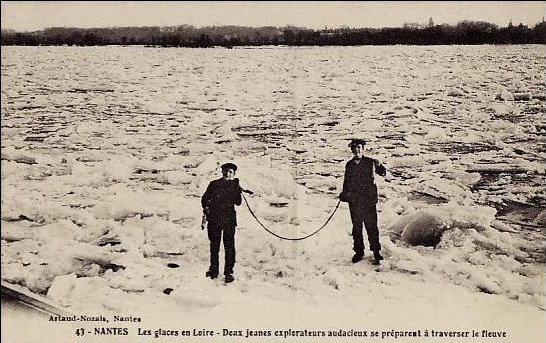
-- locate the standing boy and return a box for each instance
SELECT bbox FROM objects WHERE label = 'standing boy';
[201,163,242,283]
[339,139,386,265]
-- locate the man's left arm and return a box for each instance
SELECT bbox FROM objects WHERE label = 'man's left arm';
[232,178,242,206]
[373,159,387,177]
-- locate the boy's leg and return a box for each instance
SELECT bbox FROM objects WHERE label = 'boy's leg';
[349,203,364,258]
[207,224,222,276]
[223,225,236,276]
[363,204,381,253]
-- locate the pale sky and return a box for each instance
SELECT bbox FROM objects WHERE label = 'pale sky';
[1,1,545,32]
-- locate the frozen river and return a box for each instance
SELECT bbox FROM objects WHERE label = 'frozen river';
[1,45,545,330]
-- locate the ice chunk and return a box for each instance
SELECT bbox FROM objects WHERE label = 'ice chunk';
[389,155,428,168]
[495,89,514,101]
[157,171,193,185]
[195,156,218,175]
[414,177,474,204]
[393,204,496,247]
[471,273,502,294]
[424,126,449,141]
[447,88,465,97]
[76,122,112,134]
[47,273,78,303]
[401,212,447,246]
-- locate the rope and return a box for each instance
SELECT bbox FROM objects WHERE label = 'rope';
[242,192,341,241]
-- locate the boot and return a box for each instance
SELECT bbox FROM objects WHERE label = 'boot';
[224,274,235,284]
[372,251,384,265]
[205,270,218,279]
[351,253,364,263]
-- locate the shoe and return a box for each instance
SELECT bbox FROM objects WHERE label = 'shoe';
[224,274,234,284]
[351,253,364,263]
[205,271,218,279]
[373,251,384,264]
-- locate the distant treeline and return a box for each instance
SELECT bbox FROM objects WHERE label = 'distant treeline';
[2,20,545,47]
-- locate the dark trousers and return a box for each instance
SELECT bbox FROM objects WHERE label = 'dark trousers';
[349,201,381,254]
[207,222,236,275]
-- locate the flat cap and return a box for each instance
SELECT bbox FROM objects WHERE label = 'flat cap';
[221,162,238,171]
[348,139,366,148]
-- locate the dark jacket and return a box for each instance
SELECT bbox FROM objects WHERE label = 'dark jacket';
[201,178,242,226]
[340,157,386,204]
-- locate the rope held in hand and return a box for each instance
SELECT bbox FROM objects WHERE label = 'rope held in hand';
[242,192,341,241]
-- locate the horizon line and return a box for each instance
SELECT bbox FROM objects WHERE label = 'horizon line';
[3,19,544,33]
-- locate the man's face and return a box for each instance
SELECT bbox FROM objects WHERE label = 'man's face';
[351,144,364,159]
[222,168,236,180]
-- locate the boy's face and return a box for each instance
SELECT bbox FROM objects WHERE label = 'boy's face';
[222,168,236,180]
[351,144,364,159]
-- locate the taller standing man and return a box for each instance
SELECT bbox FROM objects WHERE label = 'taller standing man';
[201,163,242,283]
[339,139,387,265]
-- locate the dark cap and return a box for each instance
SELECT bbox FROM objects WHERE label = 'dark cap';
[348,139,366,148]
[221,162,238,171]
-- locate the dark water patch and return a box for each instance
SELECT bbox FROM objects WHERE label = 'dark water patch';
[2,155,37,164]
[67,88,115,94]
[491,111,535,123]
[522,104,545,115]
[134,168,160,174]
[376,133,406,140]
[471,170,542,195]
[389,169,417,181]
[427,141,501,154]
[234,123,294,144]
[408,191,449,205]
[97,240,122,247]
[100,263,126,273]
[187,107,219,113]
[527,195,546,208]
[24,135,47,142]
[513,93,532,102]
[534,124,546,132]
[383,143,410,151]
[495,199,543,218]
[467,166,529,174]
[2,214,36,223]
[12,105,46,113]
[30,128,59,135]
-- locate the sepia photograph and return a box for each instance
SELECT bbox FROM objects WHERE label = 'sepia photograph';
[1,1,545,342]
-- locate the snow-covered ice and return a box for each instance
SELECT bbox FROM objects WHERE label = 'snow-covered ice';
[1,45,545,341]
